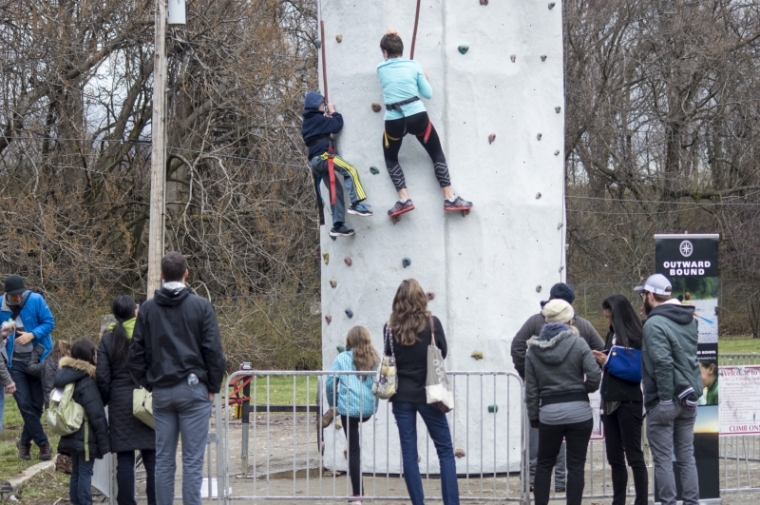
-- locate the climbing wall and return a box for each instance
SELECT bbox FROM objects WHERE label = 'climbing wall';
[319,0,566,474]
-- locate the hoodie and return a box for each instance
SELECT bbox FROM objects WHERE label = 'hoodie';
[1,291,55,367]
[128,285,226,393]
[54,357,111,459]
[641,300,702,411]
[524,324,601,423]
[301,91,344,160]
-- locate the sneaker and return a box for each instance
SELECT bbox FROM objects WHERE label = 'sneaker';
[329,225,355,237]
[387,199,415,217]
[348,202,373,217]
[17,440,31,460]
[38,442,52,461]
[444,196,473,211]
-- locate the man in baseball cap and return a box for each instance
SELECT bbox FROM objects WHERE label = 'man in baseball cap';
[636,273,702,505]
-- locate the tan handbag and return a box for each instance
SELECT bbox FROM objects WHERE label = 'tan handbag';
[133,387,155,429]
[372,323,397,399]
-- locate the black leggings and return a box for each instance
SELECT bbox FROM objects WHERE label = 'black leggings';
[383,111,451,191]
[341,415,371,496]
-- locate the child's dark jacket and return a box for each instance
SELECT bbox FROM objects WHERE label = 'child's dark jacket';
[301,92,343,159]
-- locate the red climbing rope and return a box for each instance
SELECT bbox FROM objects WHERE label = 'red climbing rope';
[320,20,329,102]
[410,0,422,60]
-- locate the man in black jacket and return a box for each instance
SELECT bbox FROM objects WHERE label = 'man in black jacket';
[510,282,605,493]
[129,252,226,505]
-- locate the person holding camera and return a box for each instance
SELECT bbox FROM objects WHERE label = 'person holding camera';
[1,274,56,460]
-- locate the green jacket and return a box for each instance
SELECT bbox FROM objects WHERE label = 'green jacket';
[641,301,702,411]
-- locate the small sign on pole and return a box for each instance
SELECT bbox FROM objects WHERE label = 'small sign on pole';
[168,0,186,25]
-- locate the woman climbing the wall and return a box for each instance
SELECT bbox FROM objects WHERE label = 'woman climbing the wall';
[377,31,473,218]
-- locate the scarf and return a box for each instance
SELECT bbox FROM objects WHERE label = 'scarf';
[108,317,136,339]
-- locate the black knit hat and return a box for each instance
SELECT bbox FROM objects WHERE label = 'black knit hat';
[549,282,576,305]
[4,275,26,295]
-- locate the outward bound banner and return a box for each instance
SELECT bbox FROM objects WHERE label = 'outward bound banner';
[654,234,720,502]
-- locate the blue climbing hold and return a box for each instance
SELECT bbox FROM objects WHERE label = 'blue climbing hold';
[402,258,411,268]
[370,166,380,175]
[345,308,354,318]
[488,404,498,414]
[314,39,322,49]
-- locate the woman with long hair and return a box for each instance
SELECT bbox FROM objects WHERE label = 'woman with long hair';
[96,295,156,505]
[325,326,380,504]
[592,295,647,505]
[384,279,459,505]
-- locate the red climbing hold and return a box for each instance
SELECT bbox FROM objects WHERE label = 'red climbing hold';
[488,133,496,144]
[325,315,332,325]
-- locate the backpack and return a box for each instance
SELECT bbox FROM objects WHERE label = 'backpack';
[47,383,85,436]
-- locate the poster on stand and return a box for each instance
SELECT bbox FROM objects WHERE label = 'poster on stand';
[654,234,720,502]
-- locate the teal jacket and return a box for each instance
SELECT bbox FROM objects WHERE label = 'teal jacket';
[376,58,432,120]
[325,350,378,418]
[641,301,702,411]
[2,291,55,367]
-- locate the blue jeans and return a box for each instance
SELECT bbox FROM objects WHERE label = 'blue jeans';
[11,360,48,446]
[392,402,459,505]
[311,155,360,227]
[153,380,212,505]
[70,452,95,505]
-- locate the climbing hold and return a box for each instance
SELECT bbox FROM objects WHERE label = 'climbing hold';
[322,253,329,265]
[455,448,466,458]
[536,192,542,199]
[480,0,488,5]
[557,222,564,230]
[329,279,337,288]
[345,308,353,318]
[402,258,411,268]
[510,55,516,63]
[536,285,542,293]
[344,257,352,266]
[330,235,336,241]
[471,350,484,360]
[336,345,345,353]
[335,34,343,43]
[371,103,381,113]
[369,166,380,175]
[488,404,498,414]
[537,133,543,141]
[325,315,332,324]
[554,150,561,156]
[313,39,322,49]
[426,291,435,301]
[458,45,469,55]
[555,106,561,114]
[488,133,496,144]
[541,55,547,62]
[548,2,556,9]
[559,265,565,273]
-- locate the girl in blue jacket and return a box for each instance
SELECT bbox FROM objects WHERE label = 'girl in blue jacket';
[377,31,472,218]
[325,326,379,503]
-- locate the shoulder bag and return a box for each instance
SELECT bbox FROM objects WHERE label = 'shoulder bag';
[604,345,642,383]
[425,316,454,413]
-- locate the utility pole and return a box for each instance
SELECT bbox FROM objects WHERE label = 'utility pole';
[147,0,168,299]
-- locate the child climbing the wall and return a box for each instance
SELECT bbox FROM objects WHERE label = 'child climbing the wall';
[325,326,380,504]
[302,91,373,237]
[377,30,473,218]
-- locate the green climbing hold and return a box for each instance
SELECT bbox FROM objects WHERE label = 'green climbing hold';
[370,166,380,175]
[488,404,498,414]
[336,345,345,353]
[458,45,469,55]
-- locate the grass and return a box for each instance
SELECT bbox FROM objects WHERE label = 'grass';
[720,336,760,354]
[0,396,61,482]
[4,467,69,504]
[229,374,320,406]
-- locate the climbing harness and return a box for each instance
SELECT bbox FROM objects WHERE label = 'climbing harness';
[385,96,420,112]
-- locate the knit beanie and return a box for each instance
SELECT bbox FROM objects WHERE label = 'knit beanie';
[542,298,575,324]
[549,283,576,304]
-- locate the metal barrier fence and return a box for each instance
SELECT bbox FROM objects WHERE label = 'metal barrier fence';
[222,370,529,504]
[115,354,760,503]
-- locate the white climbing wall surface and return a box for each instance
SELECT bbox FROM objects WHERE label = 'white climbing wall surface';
[319,0,566,474]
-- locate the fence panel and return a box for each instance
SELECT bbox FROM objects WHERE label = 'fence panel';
[222,370,528,504]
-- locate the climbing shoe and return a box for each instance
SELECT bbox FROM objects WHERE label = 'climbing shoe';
[388,199,415,217]
[348,202,373,217]
[444,196,473,211]
[329,224,355,237]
